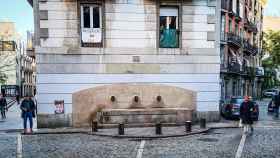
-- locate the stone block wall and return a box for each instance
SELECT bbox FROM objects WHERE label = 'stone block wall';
[35,0,220,128]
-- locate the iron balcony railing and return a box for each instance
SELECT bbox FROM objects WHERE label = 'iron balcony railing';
[243,40,258,56]
[227,32,242,48]
[228,63,242,74]
[244,18,258,33]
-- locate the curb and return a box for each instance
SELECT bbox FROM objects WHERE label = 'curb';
[4,125,239,138]
[0,129,23,133]
[87,128,210,139]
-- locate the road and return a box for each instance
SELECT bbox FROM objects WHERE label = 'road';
[1,99,280,158]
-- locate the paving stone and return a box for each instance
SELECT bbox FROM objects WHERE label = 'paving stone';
[22,134,139,158]
[142,128,241,158]
[242,128,280,158]
[0,134,17,158]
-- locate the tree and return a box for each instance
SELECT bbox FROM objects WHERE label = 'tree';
[262,30,280,90]
[263,30,280,67]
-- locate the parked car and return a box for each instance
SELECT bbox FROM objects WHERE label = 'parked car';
[220,96,259,120]
[263,89,279,98]
[267,100,274,112]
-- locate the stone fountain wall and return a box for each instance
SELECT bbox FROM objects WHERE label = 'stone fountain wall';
[72,84,196,127]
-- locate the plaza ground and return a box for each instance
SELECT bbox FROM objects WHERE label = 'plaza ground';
[1,99,280,158]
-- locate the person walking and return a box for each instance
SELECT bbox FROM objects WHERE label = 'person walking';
[20,95,36,134]
[272,91,280,118]
[240,96,255,134]
[16,94,20,105]
[0,93,7,119]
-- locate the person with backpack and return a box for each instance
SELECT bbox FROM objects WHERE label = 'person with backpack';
[0,93,7,119]
[272,91,280,118]
[20,95,36,134]
[240,96,255,134]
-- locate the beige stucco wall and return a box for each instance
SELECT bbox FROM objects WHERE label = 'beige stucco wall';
[72,84,196,127]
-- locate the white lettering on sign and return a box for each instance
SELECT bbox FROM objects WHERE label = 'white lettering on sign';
[82,28,102,43]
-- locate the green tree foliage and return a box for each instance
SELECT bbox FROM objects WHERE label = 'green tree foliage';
[262,30,280,90]
[263,30,280,67]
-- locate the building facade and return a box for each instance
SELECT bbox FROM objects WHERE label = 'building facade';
[220,0,264,101]
[28,0,221,128]
[20,31,36,97]
[0,22,20,87]
[20,54,36,97]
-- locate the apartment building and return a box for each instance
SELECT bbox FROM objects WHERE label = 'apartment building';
[220,0,264,100]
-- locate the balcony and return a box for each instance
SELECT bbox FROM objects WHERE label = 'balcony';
[242,66,255,76]
[221,0,228,11]
[227,33,242,48]
[256,67,264,77]
[243,40,258,56]
[26,48,35,59]
[228,63,242,74]
[244,18,258,33]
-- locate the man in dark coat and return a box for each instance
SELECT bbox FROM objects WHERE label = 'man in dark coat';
[272,91,280,118]
[240,96,255,134]
[20,95,36,134]
[0,93,7,119]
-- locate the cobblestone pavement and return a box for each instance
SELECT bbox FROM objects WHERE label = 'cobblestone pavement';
[0,99,280,158]
[20,128,280,158]
[22,134,139,158]
[0,133,17,158]
[142,128,241,158]
[20,128,241,158]
[241,127,280,158]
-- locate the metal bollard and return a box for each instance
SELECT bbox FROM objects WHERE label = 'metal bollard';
[185,121,192,133]
[200,118,206,129]
[92,121,98,132]
[155,123,162,135]
[118,123,124,135]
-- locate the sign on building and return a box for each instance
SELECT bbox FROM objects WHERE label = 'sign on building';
[0,41,16,51]
[81,28,102,43]
[54,100,64,114]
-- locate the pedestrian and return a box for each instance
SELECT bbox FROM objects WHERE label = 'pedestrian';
[272,91,280,118]
[20,95,36,134]
[240,96,255,134]
[16,94,20,105]
[0,93,7,119]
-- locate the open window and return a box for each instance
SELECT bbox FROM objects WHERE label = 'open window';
[80,4,102,47]
[159,7,179,48]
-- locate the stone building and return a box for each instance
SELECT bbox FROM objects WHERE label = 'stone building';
[28,0,221,128]
[20,31,36,97]
[0,22,20,86]
[220,0,264,100]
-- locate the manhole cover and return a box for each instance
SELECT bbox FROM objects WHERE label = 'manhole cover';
[197,138,219,142]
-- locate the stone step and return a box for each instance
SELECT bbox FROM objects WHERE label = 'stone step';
[101,108,190,116]
[99,108,193,124]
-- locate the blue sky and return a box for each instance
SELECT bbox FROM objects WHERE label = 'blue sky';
[0,0,33,40]
[264,0,280,16]
[0,0,279,41]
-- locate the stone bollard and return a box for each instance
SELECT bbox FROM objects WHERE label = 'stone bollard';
[200,118,206,129]
[118,123,125,135]
[155,123,162,135]
[185,121,192,133]
[92,121,98,132]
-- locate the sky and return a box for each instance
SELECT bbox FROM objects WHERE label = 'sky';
[0,0,279,41]
[0,0,33,41]
[264,0,280,16]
